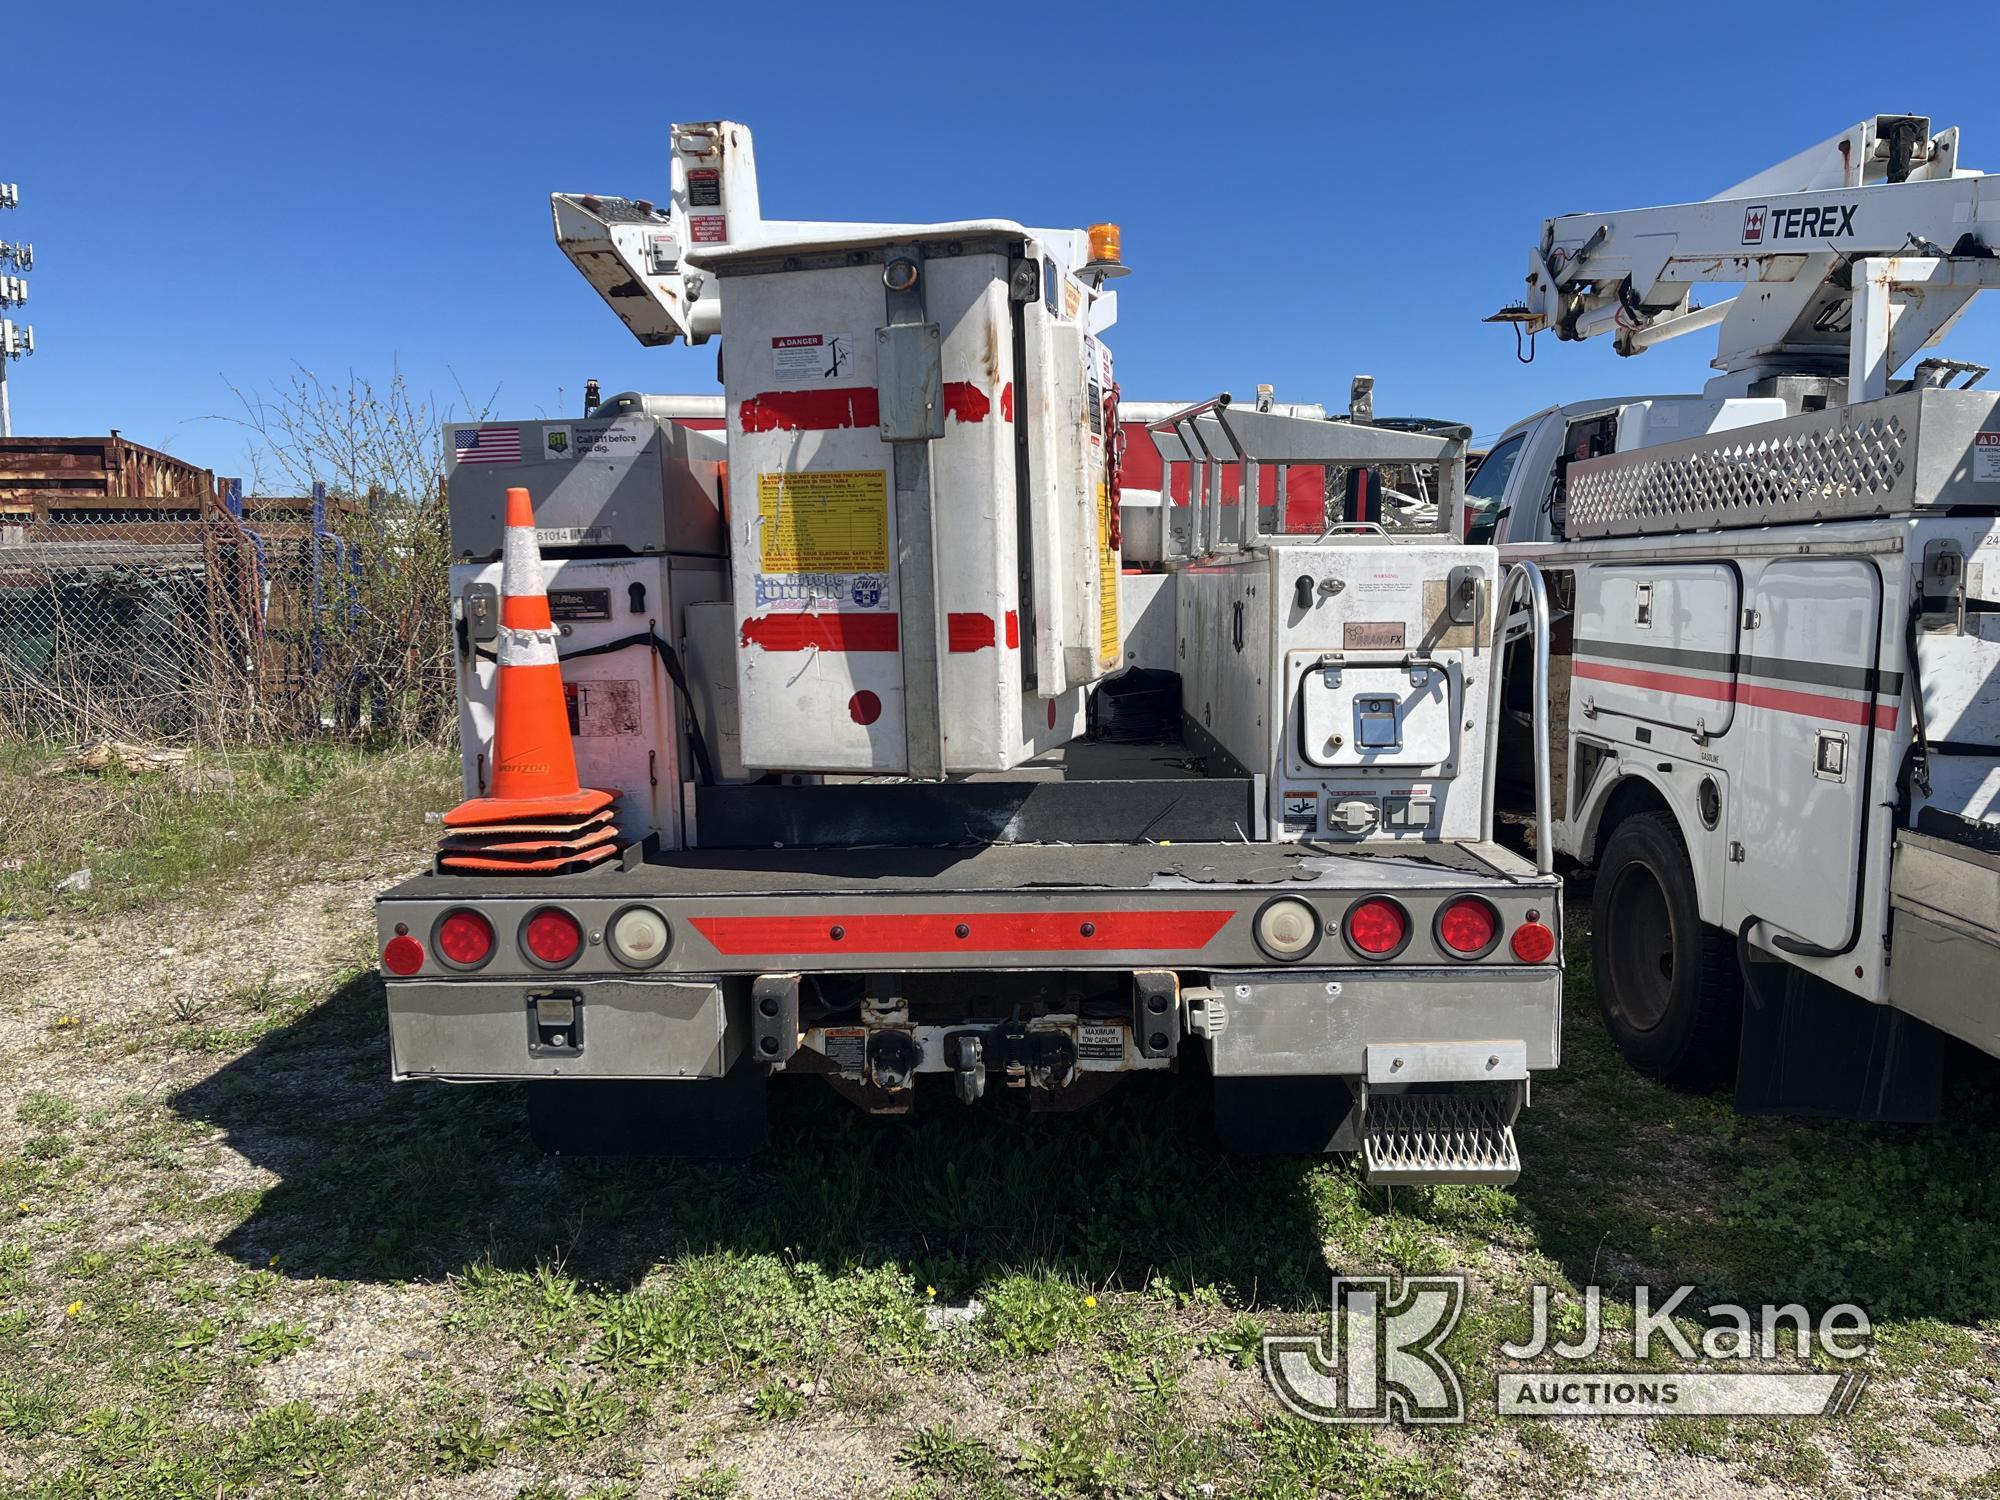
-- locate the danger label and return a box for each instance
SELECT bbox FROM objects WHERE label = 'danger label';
[772,332,854,381]
[1282,789,1319,829]
[1976,432,2000,483]
[758,469,890,572]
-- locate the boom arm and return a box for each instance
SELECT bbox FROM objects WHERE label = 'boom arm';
[1499,115,2000,400]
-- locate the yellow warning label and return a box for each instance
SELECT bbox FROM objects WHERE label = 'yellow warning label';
[1096,479,1120,666]
[757,469,890,573]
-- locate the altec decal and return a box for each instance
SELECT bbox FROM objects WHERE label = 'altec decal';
[1742,202,1857,245]
[688,909,1235,956]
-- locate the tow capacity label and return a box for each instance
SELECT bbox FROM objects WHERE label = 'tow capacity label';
[1076,1024,1124,1062]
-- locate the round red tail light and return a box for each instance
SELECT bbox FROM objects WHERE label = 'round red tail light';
[1344,897,1410,959]
[382,934,425,976]
[436,909,495,969]
[1435,896,1501,958]
[1511,920,1558,964]
[523,908,584,968]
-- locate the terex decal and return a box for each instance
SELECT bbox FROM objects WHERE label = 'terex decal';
[1742,202,1857,245]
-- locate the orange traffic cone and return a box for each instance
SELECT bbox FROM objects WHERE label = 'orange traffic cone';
[441,487,620,873]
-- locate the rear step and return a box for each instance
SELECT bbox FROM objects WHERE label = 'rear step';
[1361,1090,1522,1185]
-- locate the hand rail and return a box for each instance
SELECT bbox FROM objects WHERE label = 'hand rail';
[1484,560,1553,875]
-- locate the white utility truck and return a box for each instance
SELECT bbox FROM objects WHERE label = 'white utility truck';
[372,121,1564,1178]
[1481,114,2000,1119]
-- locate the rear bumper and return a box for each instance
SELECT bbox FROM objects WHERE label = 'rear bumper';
[1201,966,1561,1077]
[376,839,1562,1086]
[382,963,1560,1085]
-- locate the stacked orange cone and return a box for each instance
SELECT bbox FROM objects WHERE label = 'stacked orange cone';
[440,487,624,874]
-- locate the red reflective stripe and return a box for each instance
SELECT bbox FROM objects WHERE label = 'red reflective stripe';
[942,383,990,424]
[1004,609,1019,648]
[1000,382,1014,422]
[1739,681,1898,730]
[501,593,552,629]
[740,613,900,651]
[1572,659,1732,703]
[739,388,880,432]
[736,382,994,433]
[947,612,996,651]
[688,909,1235,956]
[1571,659,1898,729]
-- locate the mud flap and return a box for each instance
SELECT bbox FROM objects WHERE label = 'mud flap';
[1734,956,1943,1123]
[1212,1075,1359,1156]
[525,1055,769,1157]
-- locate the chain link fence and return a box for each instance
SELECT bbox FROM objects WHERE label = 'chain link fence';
[0,489,455,746]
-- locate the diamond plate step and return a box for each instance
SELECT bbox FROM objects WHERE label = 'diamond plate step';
[1361,1091,1521,1186]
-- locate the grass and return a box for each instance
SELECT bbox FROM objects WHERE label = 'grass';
[1,748,1997,1495]
[0,739,455,919]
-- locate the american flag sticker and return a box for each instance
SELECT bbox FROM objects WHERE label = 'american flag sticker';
[454,427,523,465]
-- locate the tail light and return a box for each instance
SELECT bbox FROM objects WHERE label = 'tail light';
[1435,896,1501,959]
[382,933,425,976]
[435,909,495,969]
[522,908,584,968]
[1343,897,1411,960]
[1511,919,1558,964]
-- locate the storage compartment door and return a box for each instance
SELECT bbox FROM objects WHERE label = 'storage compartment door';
[1726,558,1883,949]
[1572,564,1739,737]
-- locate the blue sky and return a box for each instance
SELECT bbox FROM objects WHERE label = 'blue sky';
[7,3,1998,481]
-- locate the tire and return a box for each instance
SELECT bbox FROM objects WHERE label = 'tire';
[1591,811,1741,1085]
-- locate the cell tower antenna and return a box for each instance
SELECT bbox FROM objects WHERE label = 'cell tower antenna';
[0,180,35,438]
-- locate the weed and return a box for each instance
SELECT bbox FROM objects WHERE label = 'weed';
[518,1377,633,1447]
[982,1273,1087,1356]
[1200,1313,1267,1369]
[899,1423,999,1482]
[16,1092,77,1129]
[240,1318,314,1364]
[671,1464,742,1499]
[748,1378,806,1421]
[431,1414,508,1473]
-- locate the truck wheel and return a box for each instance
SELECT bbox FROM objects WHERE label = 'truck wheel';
[526,1058,768,1158]
[1592,811,1740,1085]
